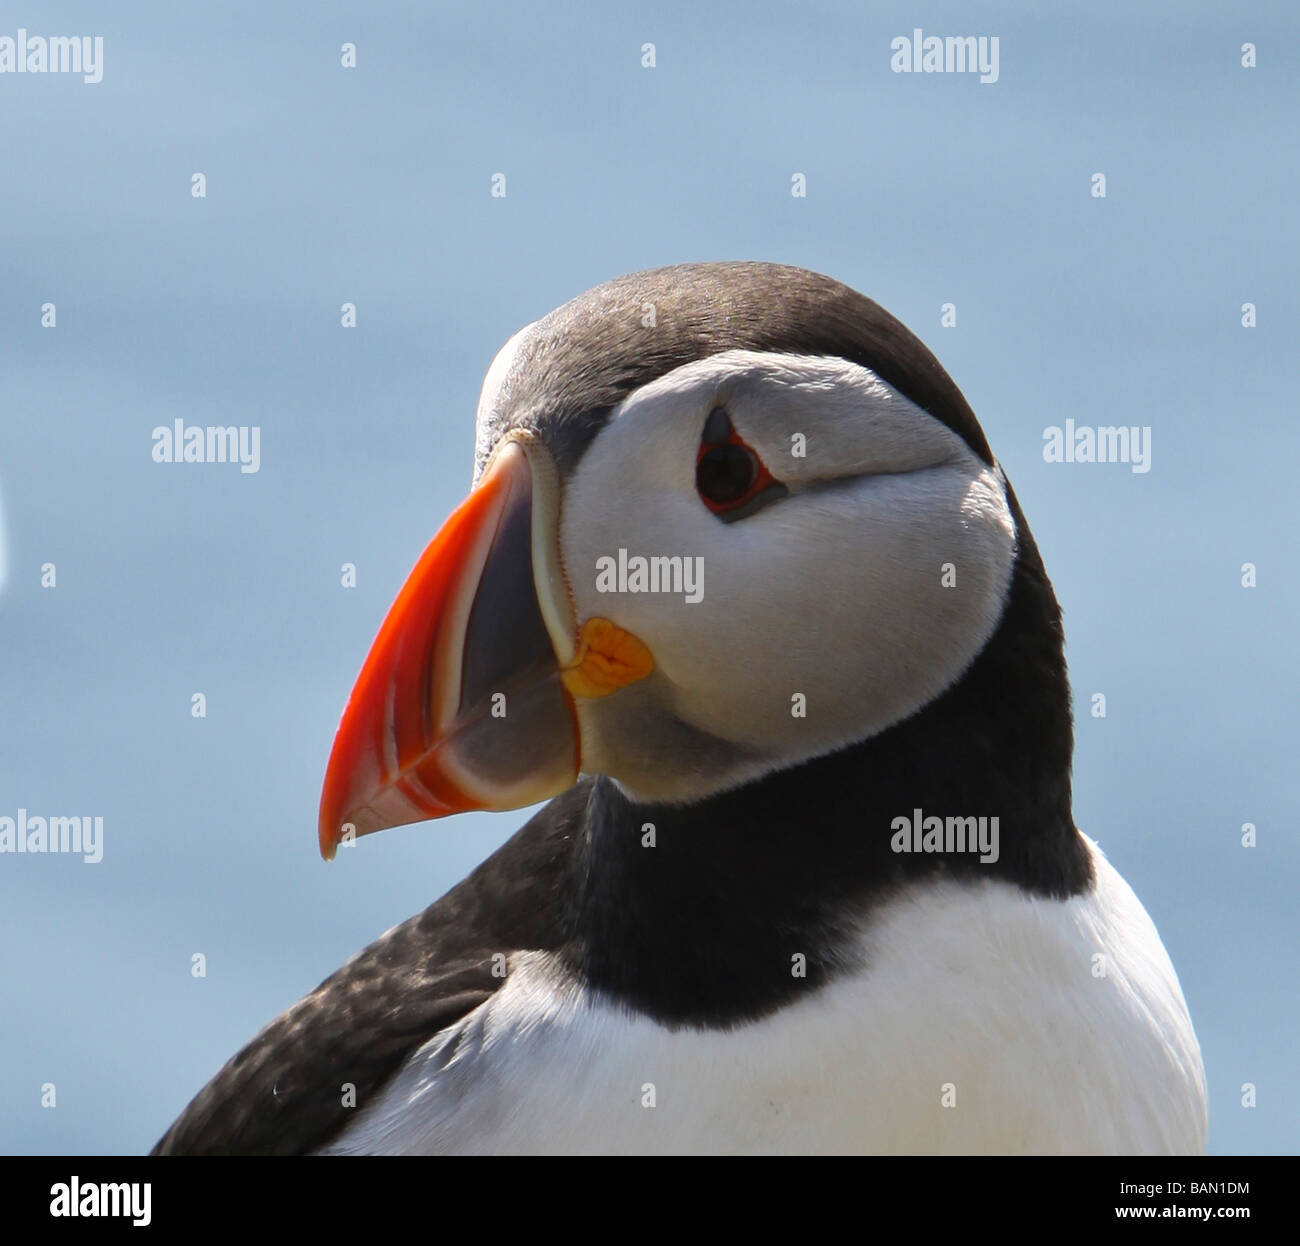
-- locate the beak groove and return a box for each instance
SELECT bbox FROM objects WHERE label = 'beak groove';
[318,437,580,859]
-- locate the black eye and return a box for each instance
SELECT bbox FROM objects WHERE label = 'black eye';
[697,443,757,505]
[695,407,788,522]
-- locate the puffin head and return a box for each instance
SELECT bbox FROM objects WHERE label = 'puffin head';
[317,263,1037,859]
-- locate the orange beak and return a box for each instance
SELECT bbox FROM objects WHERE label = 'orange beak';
[317,438,581,859]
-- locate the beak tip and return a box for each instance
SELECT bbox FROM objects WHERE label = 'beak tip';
[318,767,350,859]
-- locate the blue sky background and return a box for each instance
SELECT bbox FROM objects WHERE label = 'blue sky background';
[1,1,1295,1155]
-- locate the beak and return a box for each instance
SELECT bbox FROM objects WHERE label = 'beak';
[317,436,582,859]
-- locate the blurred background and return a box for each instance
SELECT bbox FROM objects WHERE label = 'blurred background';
[0,0,1295,1154]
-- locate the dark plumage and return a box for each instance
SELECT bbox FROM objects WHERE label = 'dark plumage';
[474,262,992,479]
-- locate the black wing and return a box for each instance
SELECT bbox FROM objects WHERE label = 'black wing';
[150,784,590,1155]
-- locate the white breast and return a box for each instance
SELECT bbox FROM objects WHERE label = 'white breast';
[321,836,1207,1155]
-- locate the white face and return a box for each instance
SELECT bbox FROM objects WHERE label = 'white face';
[493,349,1019,804]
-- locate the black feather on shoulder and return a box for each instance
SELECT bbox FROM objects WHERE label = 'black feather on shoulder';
[150,785,590,1155]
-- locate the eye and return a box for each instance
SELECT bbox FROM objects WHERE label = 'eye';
[695,408,788,521]
[697,443,756,505]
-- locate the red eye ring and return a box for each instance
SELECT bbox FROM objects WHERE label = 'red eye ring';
[695,408,788,521]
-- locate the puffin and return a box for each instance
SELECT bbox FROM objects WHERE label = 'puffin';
[152,262,1208,1155]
